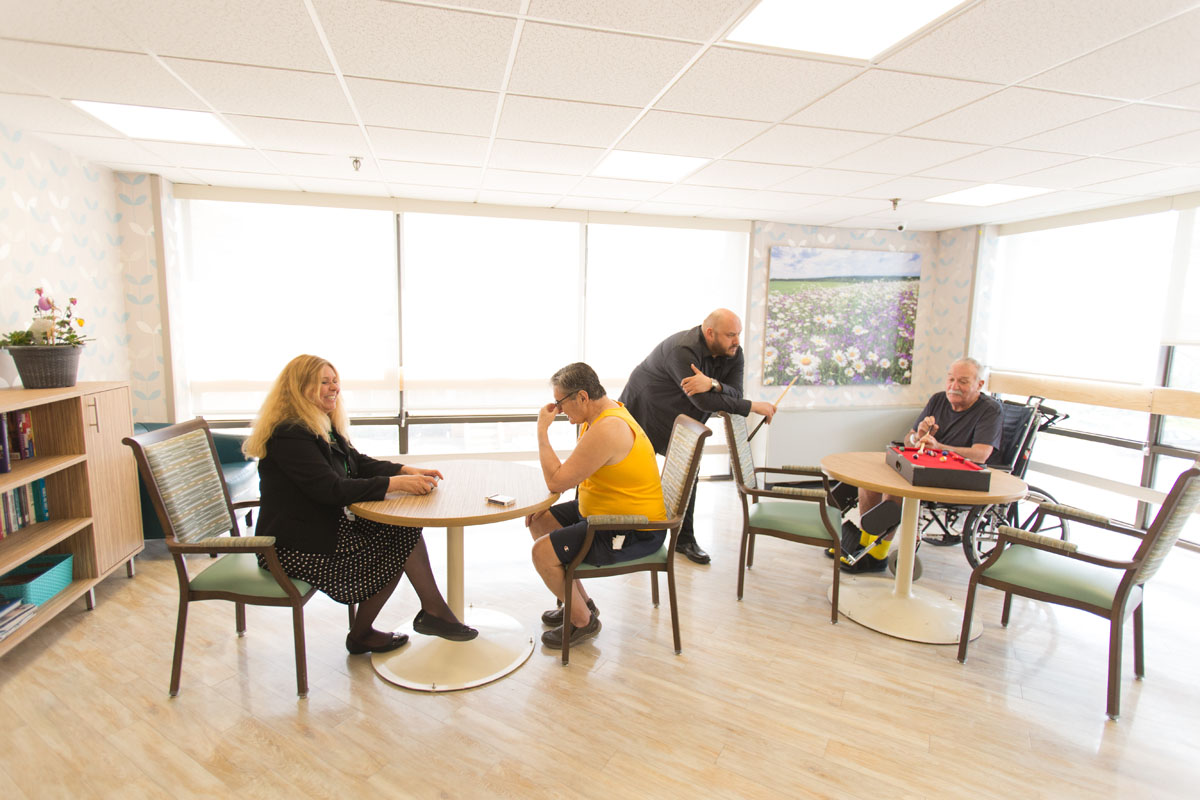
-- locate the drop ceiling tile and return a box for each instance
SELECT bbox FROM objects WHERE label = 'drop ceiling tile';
[852,176,975,201]
[770,168,891,195]
[1,0,139,50]
[100,0,332,71]
[1083,166,1200,195]
[741,190,828,212]
[572,176,670,200]
[265,151,383,180]
[824,136,986,174]
[1015,104,1200,155]
[729,125,884,166]
[788,70,999,134]
[1150,82,1200,110]
[0,94,118,136]
[880,0,1197,84]
[981,190,1134,221]
[313,0,516,90]
[226,116,367,155]
[618,110,768,158]
[139,141,273,172]
[293,176,391,196]
[32,133,169,165]
[657,47,863,122]
[496,96,640,148]
[389,183,478,203]
[164,59,356,124]
[181,168,300,191]
[346,77,498,135]
[1012,157,1163,189]
[477,189,560,207]
[556,196,638,213]
[907,88,1120,146]
[379,161,482,186]
[1024,9,1200,101]
[528,0,748,40]
[917,147,1078,182]
[654,184,762,207]
[799,196,905,219]
[1110,130,1200,164]
[626,200,714,217]
[685,160,806,190]
[508,23,700,107]
[367,127,489,166]
[480,168,577,194]
[0,41,202,109]
[489,139,604,174]
[0,64,44,96]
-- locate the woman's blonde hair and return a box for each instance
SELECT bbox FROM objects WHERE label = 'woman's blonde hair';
[243,354,350,459]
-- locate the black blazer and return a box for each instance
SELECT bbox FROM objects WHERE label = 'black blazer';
[255,422,403,554]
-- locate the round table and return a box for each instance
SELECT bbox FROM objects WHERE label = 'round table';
[350,459,558,691]
[821,451,1026,644]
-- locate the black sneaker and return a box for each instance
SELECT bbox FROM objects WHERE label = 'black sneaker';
[541,598,598,627]
[541,610,601,647]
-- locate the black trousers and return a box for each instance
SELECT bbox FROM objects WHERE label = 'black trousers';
[677,473,700,546]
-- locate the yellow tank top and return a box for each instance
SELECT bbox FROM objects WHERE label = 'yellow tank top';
[578,403,667,523]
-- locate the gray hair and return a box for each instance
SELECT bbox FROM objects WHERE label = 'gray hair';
[550,362,606,399]
[953,356,987,381]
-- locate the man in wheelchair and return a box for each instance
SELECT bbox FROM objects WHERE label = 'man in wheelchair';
[835,357,1003,573]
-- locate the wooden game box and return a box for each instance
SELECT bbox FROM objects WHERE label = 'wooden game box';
[885,446,992,492]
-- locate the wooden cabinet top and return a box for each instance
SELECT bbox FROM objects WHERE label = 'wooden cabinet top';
[0,381,131,413]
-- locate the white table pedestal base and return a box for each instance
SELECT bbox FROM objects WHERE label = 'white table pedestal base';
[371,607,535,692]
[829,576,982,645]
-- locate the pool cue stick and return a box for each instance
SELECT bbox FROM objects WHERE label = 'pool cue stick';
[748,376,798,440]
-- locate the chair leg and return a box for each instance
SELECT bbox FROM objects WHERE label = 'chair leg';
[958,576,980,663]
[235,602,246,636]
[650,571,660,607]
[1107,615,1124,720]
[293,605,309,698]
[746,531,756,568]
[170,600,189,697]
[829,547,840,624]
[1001,593,1013,626]
[667,564,681,655]
[561,577,574,666]
[1133,600,1145,679]
[737,530,749,600]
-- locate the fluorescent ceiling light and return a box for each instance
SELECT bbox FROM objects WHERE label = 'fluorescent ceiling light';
[71,100,244,146]
[929,184,1051,206]
[593,150,709,182]
[727,0,965,60]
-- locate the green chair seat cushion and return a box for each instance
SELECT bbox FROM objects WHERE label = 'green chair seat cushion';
[190,552,311,598]
[576,544,668,572]
[983,544,1141,610]
[749,500,840,541]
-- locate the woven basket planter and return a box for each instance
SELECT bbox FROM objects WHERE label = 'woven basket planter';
[5,345,83,389]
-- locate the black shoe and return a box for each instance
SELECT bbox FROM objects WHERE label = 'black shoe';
[541,610,601,647]
[839,553,888,573]
[675,541,711,565]
[542,598,598,627]
[926,533,962,546]
[413,610,478,641]
[345,631,409,655]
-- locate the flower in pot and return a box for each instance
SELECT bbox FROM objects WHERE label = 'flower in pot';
[1,288,94,388]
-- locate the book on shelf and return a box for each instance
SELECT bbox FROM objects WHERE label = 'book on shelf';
[0,411,9,474]
[32,479,49,523]
[9,411,34,459]
[0,600,37,641]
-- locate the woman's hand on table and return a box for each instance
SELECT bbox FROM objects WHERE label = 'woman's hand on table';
[389,470,441,495]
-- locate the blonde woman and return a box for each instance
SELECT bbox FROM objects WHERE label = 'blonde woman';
[245,355,476,653]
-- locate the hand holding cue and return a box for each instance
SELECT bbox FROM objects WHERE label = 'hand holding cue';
[747,376,798,440]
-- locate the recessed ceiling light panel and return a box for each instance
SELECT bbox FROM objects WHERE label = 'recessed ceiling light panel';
[593,150,709,183]
[71,100,245,146]
[928,184,1051,206]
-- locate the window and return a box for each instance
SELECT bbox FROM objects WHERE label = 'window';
[175,200,398,418]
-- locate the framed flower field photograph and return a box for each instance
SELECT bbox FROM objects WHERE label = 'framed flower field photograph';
[764,246,920,387]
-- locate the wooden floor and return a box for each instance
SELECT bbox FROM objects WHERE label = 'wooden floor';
[2,482,1198,799]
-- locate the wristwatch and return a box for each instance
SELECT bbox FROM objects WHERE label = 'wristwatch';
[711,378,722,393]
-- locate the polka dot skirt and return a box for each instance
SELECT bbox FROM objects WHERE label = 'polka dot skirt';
[260,514,421,605]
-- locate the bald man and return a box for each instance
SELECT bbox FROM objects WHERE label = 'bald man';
[620,309,778,564]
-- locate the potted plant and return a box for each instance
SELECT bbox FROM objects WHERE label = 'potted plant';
[1,288,93,388]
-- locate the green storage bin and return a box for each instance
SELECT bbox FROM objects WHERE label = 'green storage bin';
[0,554,73,606]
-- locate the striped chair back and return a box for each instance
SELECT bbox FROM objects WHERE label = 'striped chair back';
[661,416,709,519]
[142,428,236,544]
[1135,460,1200,584]
[724,412,757,491]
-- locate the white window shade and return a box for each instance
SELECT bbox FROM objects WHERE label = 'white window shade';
[1162,209,1200,346]
[401,213,581,411]
[584,224,748,393]
[175,200,398,418]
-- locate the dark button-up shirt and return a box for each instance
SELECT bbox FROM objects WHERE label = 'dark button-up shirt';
[619,326,752,454]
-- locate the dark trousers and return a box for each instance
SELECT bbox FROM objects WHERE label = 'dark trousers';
[677,474,700,546]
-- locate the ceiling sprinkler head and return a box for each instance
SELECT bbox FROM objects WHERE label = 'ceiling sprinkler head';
[890,198,900,211]
[351,156,362,171]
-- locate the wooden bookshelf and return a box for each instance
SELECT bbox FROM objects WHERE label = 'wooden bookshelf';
[0,382,141,658]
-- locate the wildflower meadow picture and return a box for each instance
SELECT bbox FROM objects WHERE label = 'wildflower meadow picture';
[764,246,921,386]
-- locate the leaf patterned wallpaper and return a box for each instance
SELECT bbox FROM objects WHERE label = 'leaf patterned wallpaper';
[747,222,980,409]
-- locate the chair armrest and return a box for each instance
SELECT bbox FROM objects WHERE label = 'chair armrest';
[996,526,1134,569]
[232,499,260,511]
[997,525,1079,553]
[171,535,276,554]
[746,486,828,502]
[585,514,651,529]
[755,465,824,477]
[1035,501,1146,539]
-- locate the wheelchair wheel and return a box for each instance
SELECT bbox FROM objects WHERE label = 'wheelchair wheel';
[961,485,1069,568]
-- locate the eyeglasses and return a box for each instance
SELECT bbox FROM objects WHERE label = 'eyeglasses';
[553,390,578,412]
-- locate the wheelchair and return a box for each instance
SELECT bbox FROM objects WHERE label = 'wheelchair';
[828,396,1070,573]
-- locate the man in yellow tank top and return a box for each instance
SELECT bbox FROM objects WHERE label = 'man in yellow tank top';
[528,362,667,650]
